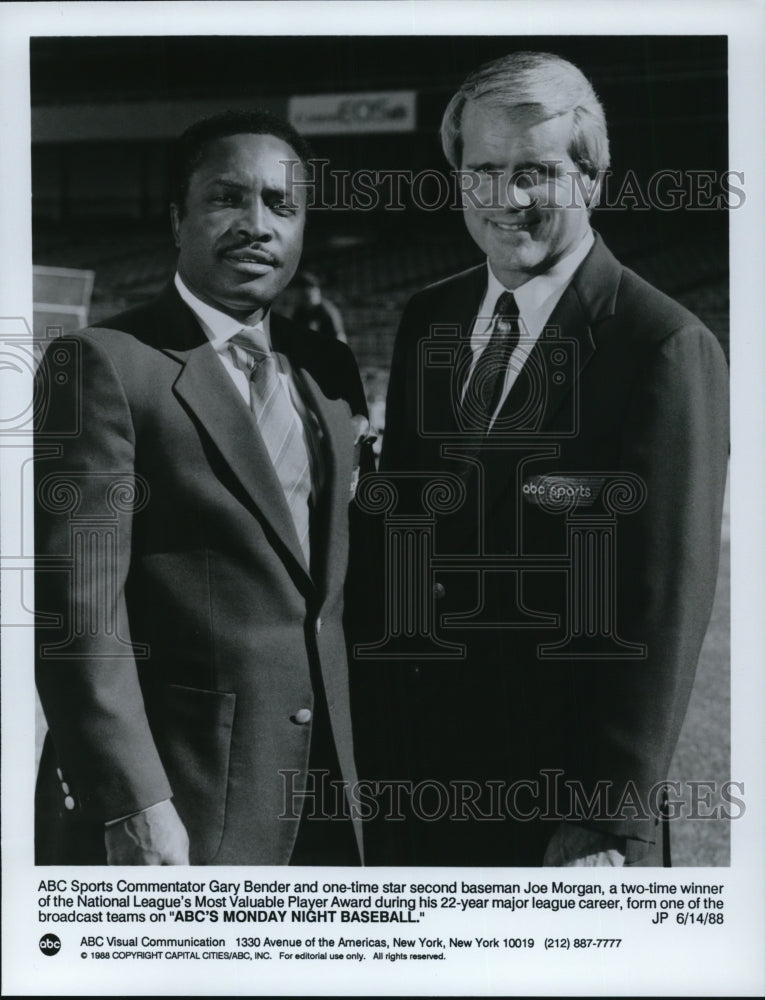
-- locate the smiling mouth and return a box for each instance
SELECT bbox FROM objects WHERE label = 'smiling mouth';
[489,218,538,233]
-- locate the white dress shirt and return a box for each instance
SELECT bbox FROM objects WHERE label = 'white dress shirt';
[174,273,324,495]
[464,229,595,427]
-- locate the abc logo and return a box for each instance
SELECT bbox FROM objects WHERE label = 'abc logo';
[39,934,61,956]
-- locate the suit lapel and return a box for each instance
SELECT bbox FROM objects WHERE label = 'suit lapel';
[485,234,624,439]
[420,265,487,460]
[151,285,313,590]
[272,316,354,601]
[299,368,353,600]
[469,234,621,488]
[170,342,313,578]
[488,283,597,437]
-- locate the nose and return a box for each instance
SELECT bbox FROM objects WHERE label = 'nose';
[510,183,536,209]
[501,176,536,212]
[234,198,273,242]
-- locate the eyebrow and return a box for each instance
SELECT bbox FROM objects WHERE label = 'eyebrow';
[204,177,291,198]
[463,157,565,173]
[462,160,501,172]
[204,177,247,191]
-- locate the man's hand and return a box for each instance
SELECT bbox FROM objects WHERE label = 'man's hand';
[104,800,189,865]
[543,822,626,867]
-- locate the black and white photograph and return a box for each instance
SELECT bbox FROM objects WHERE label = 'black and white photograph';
[1,1,764,996]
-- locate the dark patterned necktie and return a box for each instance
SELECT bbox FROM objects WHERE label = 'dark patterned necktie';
[229,328,312,565]
[463,291,521,431]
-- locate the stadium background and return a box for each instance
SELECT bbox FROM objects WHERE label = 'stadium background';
[30,34,731,864]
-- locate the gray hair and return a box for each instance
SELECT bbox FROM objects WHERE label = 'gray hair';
[440,51,610,176]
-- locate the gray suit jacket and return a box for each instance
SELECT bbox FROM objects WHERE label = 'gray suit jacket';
[35,282,367,865]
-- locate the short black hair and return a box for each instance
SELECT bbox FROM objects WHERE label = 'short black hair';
[169,108,314,215]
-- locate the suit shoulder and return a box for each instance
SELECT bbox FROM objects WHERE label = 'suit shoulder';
[40,323,140,360]
[393,264,485,345]
[615,266,717,343]
[84,292,169,342]
[43,288,163,346]
[593,263,725,371]
[38,291,182,386]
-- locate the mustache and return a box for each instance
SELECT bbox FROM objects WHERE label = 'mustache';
[220,244,281,266]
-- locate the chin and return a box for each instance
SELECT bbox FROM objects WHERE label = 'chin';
[493,250,536,275]
[231,282,276,305]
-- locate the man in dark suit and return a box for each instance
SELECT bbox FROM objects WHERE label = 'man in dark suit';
[365,52,728,867]
[34,110,369,865]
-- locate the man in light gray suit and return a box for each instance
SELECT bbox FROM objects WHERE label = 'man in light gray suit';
[35,110,369,865]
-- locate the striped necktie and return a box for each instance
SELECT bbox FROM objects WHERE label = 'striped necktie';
[229,327,312,565]
[463,291,521,432]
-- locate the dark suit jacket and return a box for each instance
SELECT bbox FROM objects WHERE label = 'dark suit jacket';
[366,233,728,866]
[34,282,367,865]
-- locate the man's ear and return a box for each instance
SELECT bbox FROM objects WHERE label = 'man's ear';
[170,203,181,248]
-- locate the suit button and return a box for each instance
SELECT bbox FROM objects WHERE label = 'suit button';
[63,795,75,811]
[315,617,322,635]
[61,781,70,794]
[56,768,63,780]
[294,708,312,725]
[433,582,446,599]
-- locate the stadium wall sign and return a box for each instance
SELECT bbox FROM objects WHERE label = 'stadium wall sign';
[288,91,416,135]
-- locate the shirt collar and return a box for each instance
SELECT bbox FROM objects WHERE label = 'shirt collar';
[174,273,271,351]
[484,228,595,329]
